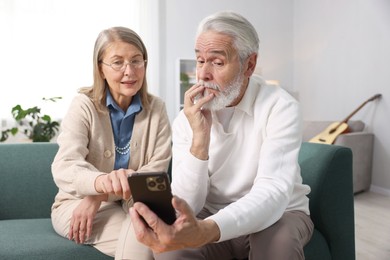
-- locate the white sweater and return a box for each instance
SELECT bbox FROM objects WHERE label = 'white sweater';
[171,75,310,242]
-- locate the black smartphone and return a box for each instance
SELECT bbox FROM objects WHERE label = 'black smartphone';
[128,172,176,225]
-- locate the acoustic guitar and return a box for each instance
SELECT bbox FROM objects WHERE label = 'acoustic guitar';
[309,94,382,144]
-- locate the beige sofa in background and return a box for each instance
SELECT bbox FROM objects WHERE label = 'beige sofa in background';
[303,120,374,194]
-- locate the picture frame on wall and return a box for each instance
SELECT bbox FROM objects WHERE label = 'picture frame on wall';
[176,58,196,111]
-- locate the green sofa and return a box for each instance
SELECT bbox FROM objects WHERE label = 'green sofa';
[300,142,355,260]
[0,142,355,259]
[0,143,111,260]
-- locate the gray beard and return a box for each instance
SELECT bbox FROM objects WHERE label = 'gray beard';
[196,75,244,111]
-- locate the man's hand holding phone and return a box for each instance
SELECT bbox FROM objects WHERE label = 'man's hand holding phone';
[130,195,221,253]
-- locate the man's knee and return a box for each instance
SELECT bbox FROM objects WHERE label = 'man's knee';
[268,229,303,258]
[249,218,305,260]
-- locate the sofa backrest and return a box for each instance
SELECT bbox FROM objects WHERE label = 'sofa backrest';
[0,143,59,220]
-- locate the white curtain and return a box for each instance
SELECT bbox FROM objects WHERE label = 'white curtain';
[130,0,161,97]
[0,0,159,123]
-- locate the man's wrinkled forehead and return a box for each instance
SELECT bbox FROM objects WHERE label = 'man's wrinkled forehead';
[195,31,236,58]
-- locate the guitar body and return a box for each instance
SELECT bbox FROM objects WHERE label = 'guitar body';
[309,122,349,144]
[308,94,381,145]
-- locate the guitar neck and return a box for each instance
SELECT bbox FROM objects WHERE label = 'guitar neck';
[340,94,382,124]
[329,94,381,132]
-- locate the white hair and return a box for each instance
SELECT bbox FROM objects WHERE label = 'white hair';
[196,11,259,64]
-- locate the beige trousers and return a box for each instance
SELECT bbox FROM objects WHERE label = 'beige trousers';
[154,209,314,260]
[51,200,153,260]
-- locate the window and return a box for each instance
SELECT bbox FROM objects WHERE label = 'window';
[0,0,159,124]
[176,59,196,110]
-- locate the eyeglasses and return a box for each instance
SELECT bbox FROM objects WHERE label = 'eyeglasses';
[101,59,147,71]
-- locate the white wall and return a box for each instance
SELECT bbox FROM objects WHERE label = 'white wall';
[293,0,390,194]
[0,0,144,123]
[160,0,390,193]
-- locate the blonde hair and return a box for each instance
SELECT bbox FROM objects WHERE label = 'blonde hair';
[79,26,150,111]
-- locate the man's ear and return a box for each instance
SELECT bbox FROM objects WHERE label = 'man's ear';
[244,53,257,77]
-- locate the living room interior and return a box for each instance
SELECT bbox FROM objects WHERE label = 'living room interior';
[1,0,389,259]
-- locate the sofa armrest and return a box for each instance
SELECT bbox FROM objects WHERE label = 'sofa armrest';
[335,132,374,151]
[335,132,374,193]
[299,142,355,260]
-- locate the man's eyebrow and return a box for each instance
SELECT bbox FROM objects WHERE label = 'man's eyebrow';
[195,49,227,56]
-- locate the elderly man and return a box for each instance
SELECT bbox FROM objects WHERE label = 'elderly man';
[130,11,314,260]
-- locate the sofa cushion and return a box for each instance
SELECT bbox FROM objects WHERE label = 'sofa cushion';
[0,218,111,260]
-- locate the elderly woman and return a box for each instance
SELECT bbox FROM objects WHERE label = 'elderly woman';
[51,27,171,260]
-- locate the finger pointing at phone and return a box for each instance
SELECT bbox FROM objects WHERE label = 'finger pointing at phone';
[94,168,134,200]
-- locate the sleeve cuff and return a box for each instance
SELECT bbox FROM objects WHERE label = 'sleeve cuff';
[206,211,236,242]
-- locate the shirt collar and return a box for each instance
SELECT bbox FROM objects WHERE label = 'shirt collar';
[106,90,142,115]
[233,75,265,116]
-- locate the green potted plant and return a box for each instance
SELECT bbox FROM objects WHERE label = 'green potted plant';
[0,97,62,142]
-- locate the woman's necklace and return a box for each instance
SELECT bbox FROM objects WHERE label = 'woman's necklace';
[115,141,130,155]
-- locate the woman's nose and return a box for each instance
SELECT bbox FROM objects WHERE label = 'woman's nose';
[124,63,134,76]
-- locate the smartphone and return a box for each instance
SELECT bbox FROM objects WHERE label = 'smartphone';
[128,172,176,225]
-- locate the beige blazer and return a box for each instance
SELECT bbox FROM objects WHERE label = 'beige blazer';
[51,93,172,209]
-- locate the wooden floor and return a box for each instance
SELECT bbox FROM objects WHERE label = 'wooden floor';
[354,191,390,259]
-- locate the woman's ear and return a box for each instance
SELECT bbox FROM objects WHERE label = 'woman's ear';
[244,53,257,77]
[100,65,106,79]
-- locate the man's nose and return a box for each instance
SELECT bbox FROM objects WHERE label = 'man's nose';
[197,64,213,81]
